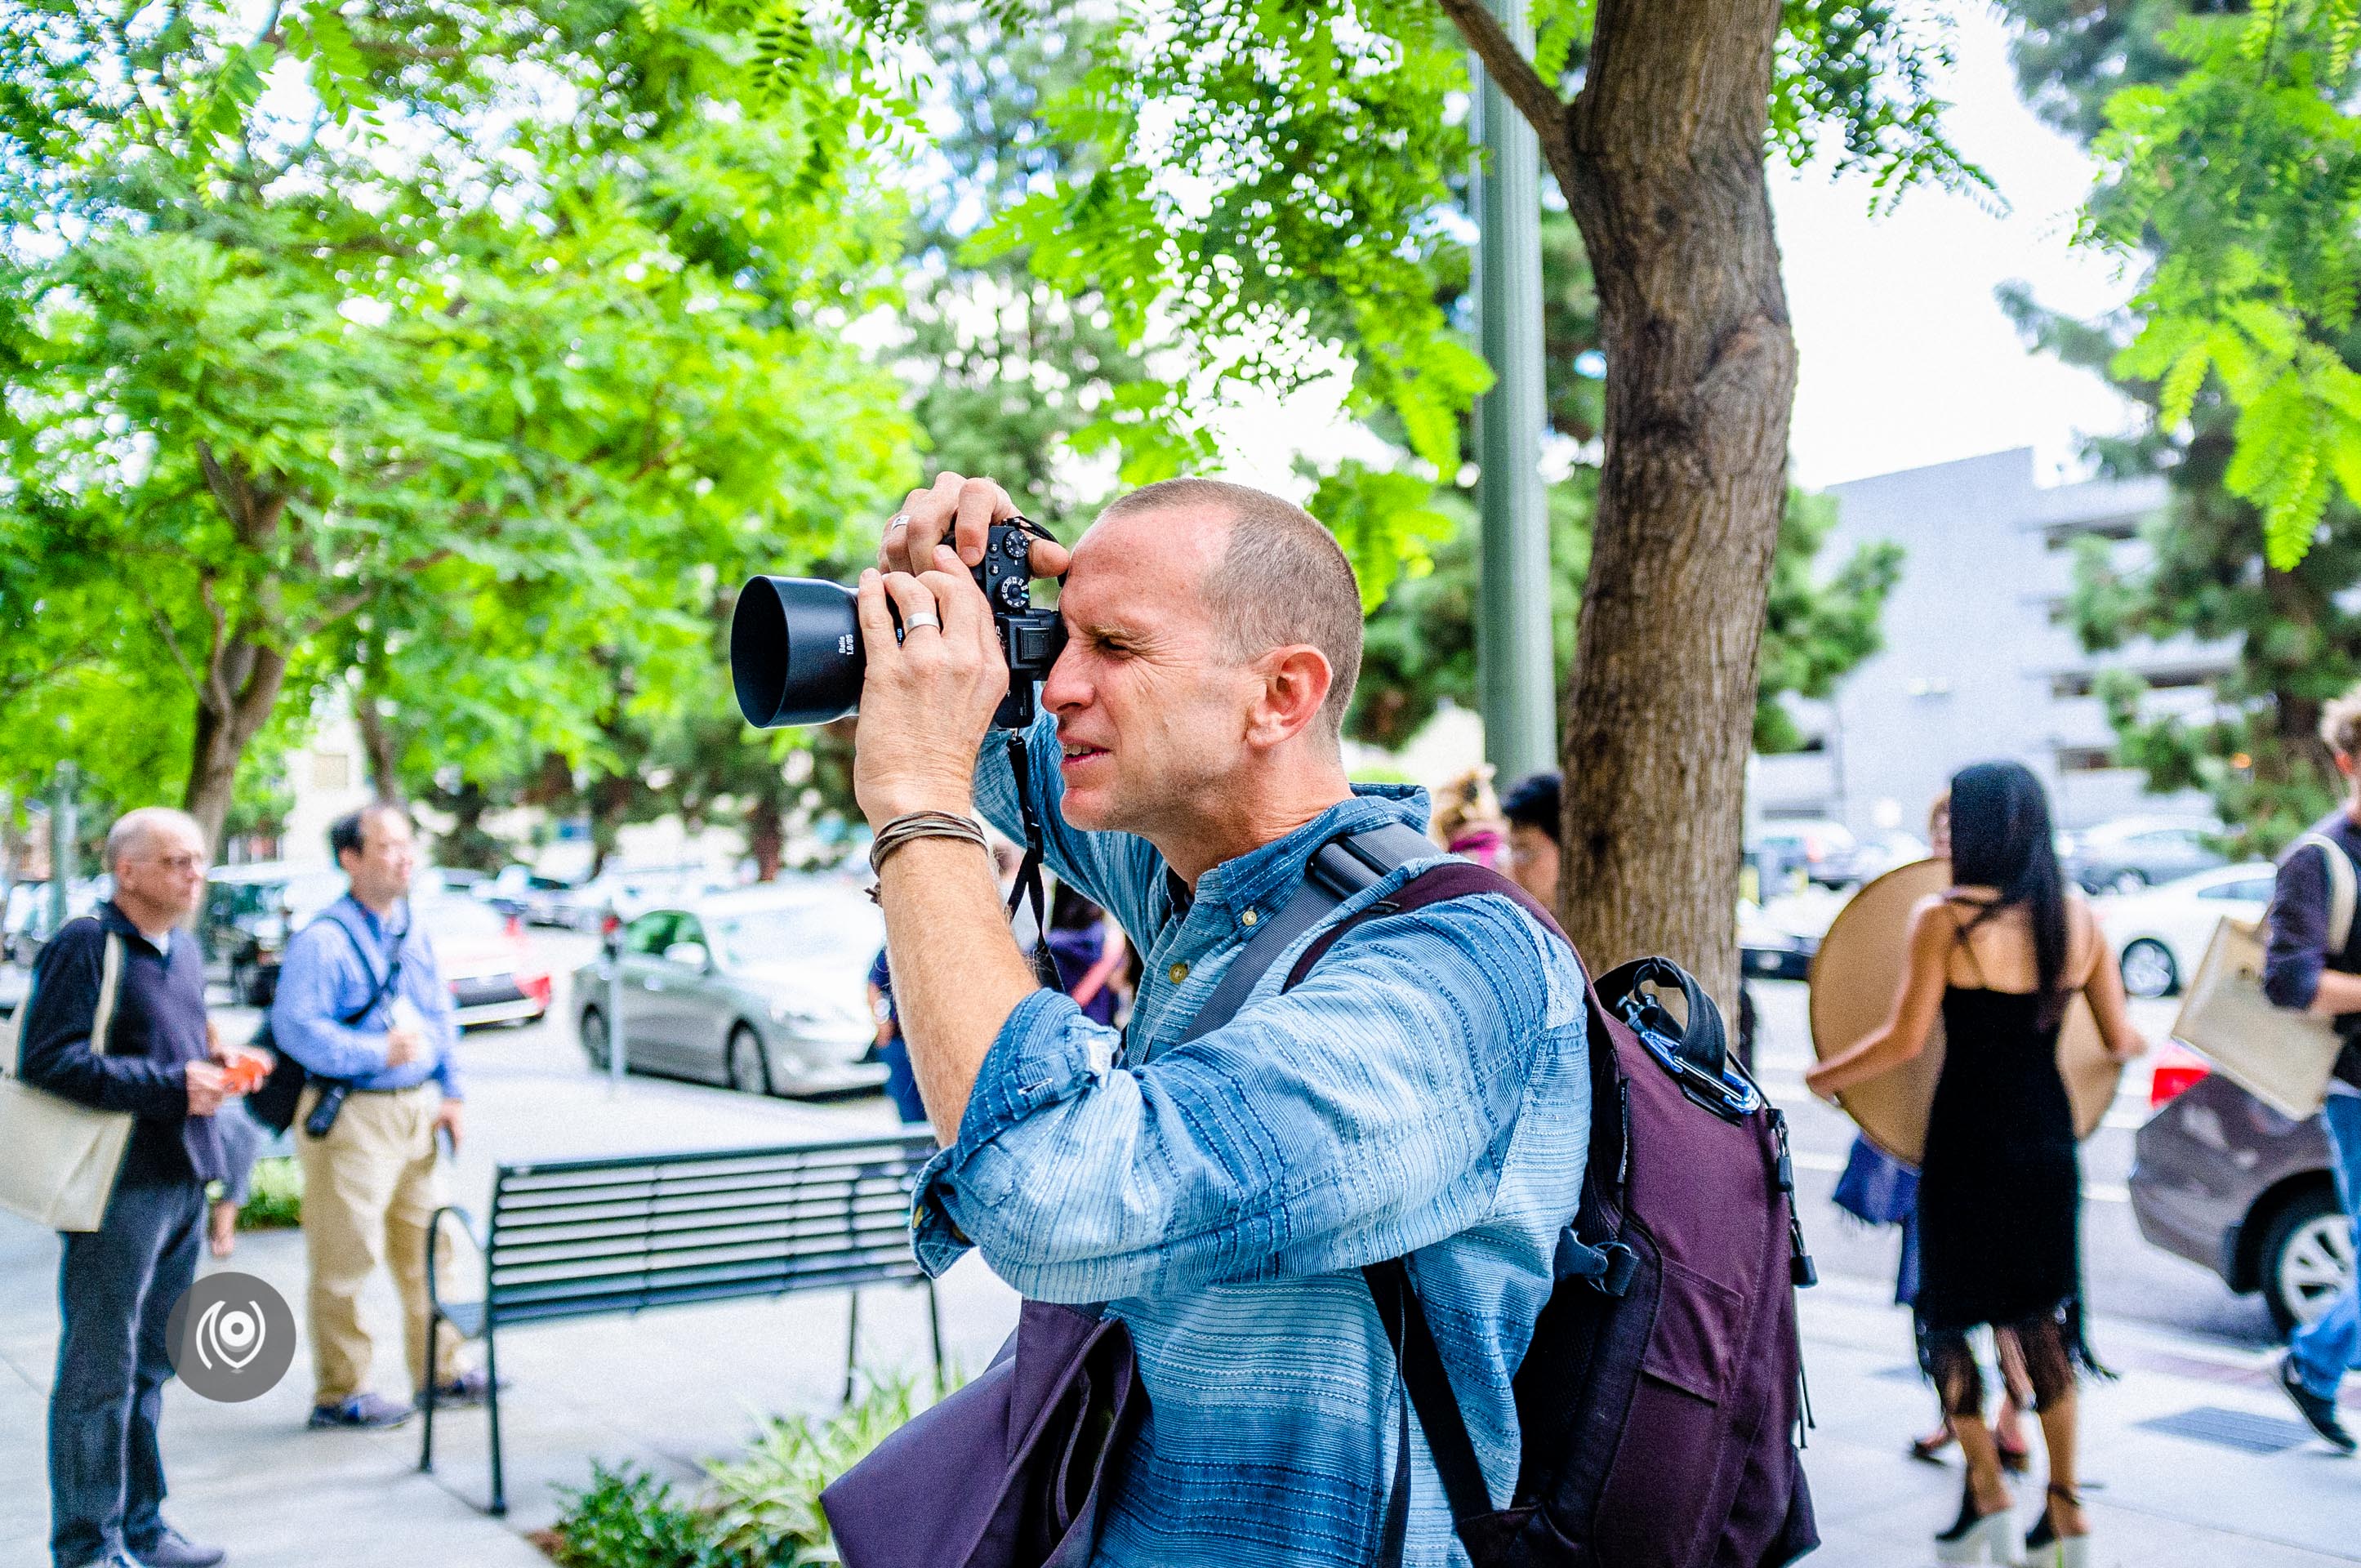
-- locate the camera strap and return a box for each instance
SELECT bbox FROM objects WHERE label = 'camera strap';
[1004,728,1059,986]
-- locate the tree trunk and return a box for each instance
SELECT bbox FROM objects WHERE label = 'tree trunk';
[747,792,785,881]
[1552,0,1797,1009]
[354,679,407,807]
[184,633,291,853]
[1464,0,1798,1009]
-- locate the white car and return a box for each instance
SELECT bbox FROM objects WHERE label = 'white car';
[2096,861,2279,999]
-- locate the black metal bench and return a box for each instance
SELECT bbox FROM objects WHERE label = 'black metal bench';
[421,1130,942,1514]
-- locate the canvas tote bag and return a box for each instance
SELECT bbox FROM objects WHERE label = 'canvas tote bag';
[2174,833,2355,1120]
[0,930,134,1232]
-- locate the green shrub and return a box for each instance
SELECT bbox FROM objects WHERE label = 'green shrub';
[238,1156,303,1229]
[706,1377,934,1566]
[546,1376,956,1568]
[549,1463,728,1568]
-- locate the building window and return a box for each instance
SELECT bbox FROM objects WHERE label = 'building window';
[311,751,351,790]
[2051,673,2095,699]
[2056,746,2118,773]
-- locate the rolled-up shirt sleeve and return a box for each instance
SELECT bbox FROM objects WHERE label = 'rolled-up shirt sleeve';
[270,922,391,1080]
[911,892,1580,1303]
[2265,844,2332,1011]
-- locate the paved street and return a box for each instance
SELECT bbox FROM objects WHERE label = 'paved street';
[1,928,2354,1566]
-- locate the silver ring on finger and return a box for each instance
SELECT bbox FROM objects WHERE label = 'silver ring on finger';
[888,514,911,532]
[902,612,942,632]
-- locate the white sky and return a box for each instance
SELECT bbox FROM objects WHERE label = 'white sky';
[1205,3,2146,500]
[1771,3,2144,489]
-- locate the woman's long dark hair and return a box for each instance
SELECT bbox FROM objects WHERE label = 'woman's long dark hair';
[1947,761,2071,1027]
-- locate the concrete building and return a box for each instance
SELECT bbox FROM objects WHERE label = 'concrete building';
[1755,448,2221,835]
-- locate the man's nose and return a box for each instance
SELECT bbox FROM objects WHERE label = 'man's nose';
[1040,644,1089,713]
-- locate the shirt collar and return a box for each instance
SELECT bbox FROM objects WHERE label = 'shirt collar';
[336,892,407,944]
[97,899,171,956]
[1189,783,1432,924]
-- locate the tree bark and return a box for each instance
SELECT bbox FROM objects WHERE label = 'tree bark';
[354,679,408,807]
[1444,0,1798,1008]
[184,632,290,853]
[747,792,785,881]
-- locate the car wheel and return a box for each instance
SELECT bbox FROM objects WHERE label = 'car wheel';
[2109,869,2149,895]
[726,1024,773,1096]
[580,1007,613,1072]
[2260,1185,2354,1338]
[2119,938,2179,1000]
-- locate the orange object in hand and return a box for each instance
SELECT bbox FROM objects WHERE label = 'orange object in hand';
[221,1051,270,1094]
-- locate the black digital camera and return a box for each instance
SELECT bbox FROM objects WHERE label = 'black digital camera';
[731,519,1067,731]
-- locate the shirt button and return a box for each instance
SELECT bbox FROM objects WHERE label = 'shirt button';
[1241,909,1259,927]
[1169,960,1190,984]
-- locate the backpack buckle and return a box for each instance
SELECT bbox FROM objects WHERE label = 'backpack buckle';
[1554,1229,1639,1297]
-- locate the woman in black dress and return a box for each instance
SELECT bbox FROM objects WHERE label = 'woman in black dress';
[1809,763,2145,1566]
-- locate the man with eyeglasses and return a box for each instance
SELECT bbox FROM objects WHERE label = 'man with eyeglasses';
[21,807,263,1568]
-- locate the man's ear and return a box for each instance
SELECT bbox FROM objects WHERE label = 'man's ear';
[1245,644,1334,750]
[2340,752,2356,781]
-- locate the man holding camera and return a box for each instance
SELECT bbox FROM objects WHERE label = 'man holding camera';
[270,803,478,1430]
[858,472,1591,1565]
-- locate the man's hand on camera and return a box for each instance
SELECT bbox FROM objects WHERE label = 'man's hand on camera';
[853,543,1011,826]
[880,471,1070,580]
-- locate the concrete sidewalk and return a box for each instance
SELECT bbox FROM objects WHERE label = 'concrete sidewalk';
[1797,1276,2361,1566]
[3,1042,2357,1566]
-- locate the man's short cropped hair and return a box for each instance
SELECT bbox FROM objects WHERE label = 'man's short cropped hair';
[329,801,408,864]
[105,807,205,875]
[1501,771,1563,843]
[2324,685,2361,760]
[1097,477,1365,746]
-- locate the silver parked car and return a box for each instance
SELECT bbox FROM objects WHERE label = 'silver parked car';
[570,882,888,1097]
[2130,1059,2350,1334]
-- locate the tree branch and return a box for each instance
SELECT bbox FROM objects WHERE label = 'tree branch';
[1430,0,1586,203]
[136,586,206,698]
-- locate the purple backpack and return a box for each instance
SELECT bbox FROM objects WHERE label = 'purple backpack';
[825,835,1816,1568]
[1281,859,1820,1566]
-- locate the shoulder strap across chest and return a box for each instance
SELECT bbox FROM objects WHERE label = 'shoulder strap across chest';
[1174,821,1440,1044]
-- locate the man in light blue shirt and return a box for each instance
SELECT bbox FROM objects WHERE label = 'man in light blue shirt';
[271,803,479,1429]
[854,472,1590,1566]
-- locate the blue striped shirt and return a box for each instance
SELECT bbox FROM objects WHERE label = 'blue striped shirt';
[911,716,1591,1566]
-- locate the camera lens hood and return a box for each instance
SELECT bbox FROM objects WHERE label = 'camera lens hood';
[731,574,865,728]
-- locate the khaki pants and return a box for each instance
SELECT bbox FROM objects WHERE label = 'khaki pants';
[295,1083,463,1405]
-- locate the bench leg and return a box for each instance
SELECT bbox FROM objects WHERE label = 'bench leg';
[926,1279,945,1396]
[843,1290,861,1405]
[421,1313,439,1472]
[487,1328,507,1517]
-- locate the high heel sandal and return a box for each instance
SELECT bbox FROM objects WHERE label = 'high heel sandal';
[1910,1426,1957,1464]
[1935,1477,2020,1565]
[2023,1484,2087,1568]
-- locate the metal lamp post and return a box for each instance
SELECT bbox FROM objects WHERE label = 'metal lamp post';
[1470,0,1557,786]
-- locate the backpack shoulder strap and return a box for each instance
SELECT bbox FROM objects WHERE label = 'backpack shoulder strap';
[2297,833,2358,953]
[1174,820,1439,1044]
[88,931,124,1058]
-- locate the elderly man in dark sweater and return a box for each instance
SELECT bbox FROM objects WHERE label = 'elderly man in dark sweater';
[20,808,262,1568]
